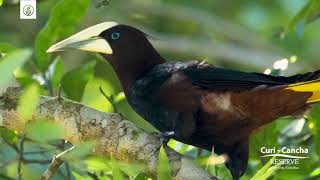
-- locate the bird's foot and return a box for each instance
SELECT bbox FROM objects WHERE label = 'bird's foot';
[155,131,175,144]
[153,131,175,153]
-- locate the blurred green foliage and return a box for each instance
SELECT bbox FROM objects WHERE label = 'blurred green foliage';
[18,84,40,122]
[0,49,31,87]
[35,0,89,71]
[157,146,171,180]
[250,157,280,180]
[26,121,65,142]
[1,0,320,179]
[284,0,320,37]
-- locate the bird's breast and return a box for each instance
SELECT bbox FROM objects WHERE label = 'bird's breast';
[201,92,233,112]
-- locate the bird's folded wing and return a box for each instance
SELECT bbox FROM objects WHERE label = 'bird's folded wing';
[182,65,290,90]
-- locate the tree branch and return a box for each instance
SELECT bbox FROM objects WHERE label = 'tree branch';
[40,146,74,180]
[0,87,215,180]
[0,157,18,168]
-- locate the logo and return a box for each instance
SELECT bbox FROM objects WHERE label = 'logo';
[260,147,309,169]
[23,5,34,16]
[20,0,36,19]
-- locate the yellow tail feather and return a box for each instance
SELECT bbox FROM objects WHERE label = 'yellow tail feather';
[287,79,320,103]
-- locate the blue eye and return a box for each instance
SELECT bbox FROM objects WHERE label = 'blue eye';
[111,32,120,40]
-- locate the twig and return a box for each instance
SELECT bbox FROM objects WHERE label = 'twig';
[22,158,52,164]
[40,146,75,180]
[307,12,320,24]
[2,138,19,153]
[0,157,18,168]
[16,134,26,180]
[99,86,118,112]
[24,150,51,154]
[0,156,51,169]
[87,172,100,180]
[60,140,72,180]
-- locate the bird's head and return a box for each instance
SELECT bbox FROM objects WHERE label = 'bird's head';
[47,22,162,63]
[47,22,164,92]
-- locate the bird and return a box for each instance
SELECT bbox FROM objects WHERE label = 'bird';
[47,22,320,180]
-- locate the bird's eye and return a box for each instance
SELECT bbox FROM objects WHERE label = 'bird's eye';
[111,32,120,40]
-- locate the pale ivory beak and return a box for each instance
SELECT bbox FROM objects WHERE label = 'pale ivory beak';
[46,22,118,54]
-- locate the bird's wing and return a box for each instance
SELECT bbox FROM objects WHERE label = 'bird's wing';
[181,61,320,90]
[182,62,288,90]
[154,60,304,122]
[154,61,313,179]
[154,61,313,141]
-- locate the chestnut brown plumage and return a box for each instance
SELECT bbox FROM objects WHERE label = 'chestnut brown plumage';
[47,22,320,180]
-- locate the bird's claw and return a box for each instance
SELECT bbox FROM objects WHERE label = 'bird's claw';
[153,131,175,153]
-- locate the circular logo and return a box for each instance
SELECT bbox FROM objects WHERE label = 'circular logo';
[23,5,34,16]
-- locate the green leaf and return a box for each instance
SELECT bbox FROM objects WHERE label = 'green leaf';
[250,122,279,159]
[94,61,122,92]
[310,167,320,177]
[49,57,64,89]
[72,171,87,180]
[0,43,16,54]
[85,157,111,172]
[114,92,126,103]
[17,84,40,122]
[284,0,320,37]
[309,104,320,156]
[35,0,89,71]
[117,161,145,177]
[81,77,114,112]
[112,159,124,180]
[0,0,3,7]
[0,127,18,143]
[0,49,32,88]
[61,61,95,101]
[65,141,96,161]
[14,68,40,88]
[157,146,172,180]
[250,157,280,180]
[85,157,145,178]
[26,120,65,142]
[117,98,157,132]
[133,173,148,180]
[262,164,281,179]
